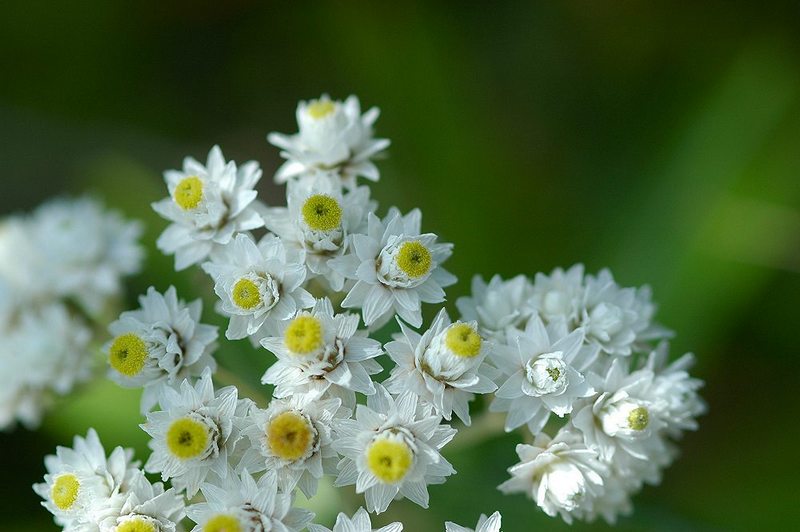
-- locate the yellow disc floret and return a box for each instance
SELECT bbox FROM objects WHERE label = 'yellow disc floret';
[51,473,80,510]
[307,99,336,119]
[205,514,243,532]
[301,194,343,232]
[628,406,649,431]
[445,323,482,358]
[166,417,210,460]
[396,241,432,278]
[366,438,413,484]
[174,176,204,210]
[267,411,314,461]
[232,278,261,310]
[117,519,156,532]
[109,333,149,377]
[284,315,324,355]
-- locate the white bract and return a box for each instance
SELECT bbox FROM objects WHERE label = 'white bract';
[99,472,185,532]
[456,274,535,342]
[309,507,403,532]
[444,511,502,532]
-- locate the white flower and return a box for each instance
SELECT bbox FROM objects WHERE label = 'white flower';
[384,310,497,424]
[489,316,595,434]
[237,394,343,498]
[333,385,457,514]
[186,469,315,532]
[308,507,403,532]
[105,286,218,413]
[141,370,250,497]
[330,208,456,329]
[498,429,608,524]
[262,173,374,291]
[152,145,265,270]
[260,298,383,407]
[528,264,585,326]
[444,511,502,532]
[99,472,185,532]
[456,274,535,342]
[0,303,92,430]
[268,94,390,188]
[202,233,314,341]
[33,428,141,530]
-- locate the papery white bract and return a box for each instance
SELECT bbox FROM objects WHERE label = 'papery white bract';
[444,511,502,532]
[456,274,535,342]
[308,507,403,532]
[99,471,185,532]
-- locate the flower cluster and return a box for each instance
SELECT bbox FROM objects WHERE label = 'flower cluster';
[32,94,704,530]
[0,197,143,430]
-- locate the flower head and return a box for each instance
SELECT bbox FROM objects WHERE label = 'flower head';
[308,507,403,532]
[444,511,502,532]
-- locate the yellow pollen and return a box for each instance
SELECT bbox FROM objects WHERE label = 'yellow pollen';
[267,411,314,461]
[174,176,204,210]
[166,417,210,460]
[109,333,149,377]
[117,518,156,532]
[445,323,482,358]
[51,473,80,510]
[301,194,343,232]
[232,278,261,310]
[396,241,432,278]
[284,315,324,355]
[366,439,413,484]
[628,407,649,431]
[307,99,336,119]
[205,514,243,532]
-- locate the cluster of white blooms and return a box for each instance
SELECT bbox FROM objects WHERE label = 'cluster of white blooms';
[0,197,143,430]
[34,94,703,530]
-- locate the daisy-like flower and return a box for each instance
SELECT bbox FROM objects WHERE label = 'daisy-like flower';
[308,507,403,532]
[260,298,383,406]
[456,274,535,342]
[105,286,218,413]
[186,469,315,532]
[268,94,390,188]
[333,385,457,514]
[528,264,585,327]
[99,471,185,532]
[33,428,141,530]
[262,173,373,291]
[152,145,265,270]
[330,208,456,329]
[498,429,608,524]
[490,316,596,434]
[444,511,502,532]
[202,233,314,341]
[141,370,250,497]
[237,394,343,498]
[384,309,497,425]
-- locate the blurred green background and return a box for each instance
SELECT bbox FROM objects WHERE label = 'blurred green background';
[2,1,799,530]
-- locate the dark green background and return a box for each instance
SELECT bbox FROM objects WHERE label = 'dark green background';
[2,2,799,530]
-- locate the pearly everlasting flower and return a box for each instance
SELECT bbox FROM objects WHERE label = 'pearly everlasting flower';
[331,208,456,329]
[202,233,314,341]
[105,286,218,413]
[99,472,185,532]
[333,385,457,514]
[498,430,608,524]
[309,507,403,532]
[444,511,502,532]
[528,264,585,327]
[186,469,315,532]
[152,145,265,270]
[141,370,250,497]
[268,94,390,188]
[238,394,343,498]
[490,316,596,434]
[384,310,497,424]
[456,274,535,342]
[262,173,374,291]
[260,298,383,406]
[0,303,92,430]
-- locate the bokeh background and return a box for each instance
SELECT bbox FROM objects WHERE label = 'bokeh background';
[2,1,799,530]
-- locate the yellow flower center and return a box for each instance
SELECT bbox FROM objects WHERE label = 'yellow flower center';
[366,438,413,484]
[444,323,482,358]
[166,417,210,460]
[396,241,432,278]
[307,99,336,119]
[232,278,261,310]
[628,406,649,431]
[301,194,343,232]
[117,518,156,532]
[267,411,314,461]
[51,473,80,510]
[205,514,243,532]
[109,333,149,377]
[174,176,204,210]
[284,315,324,355]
